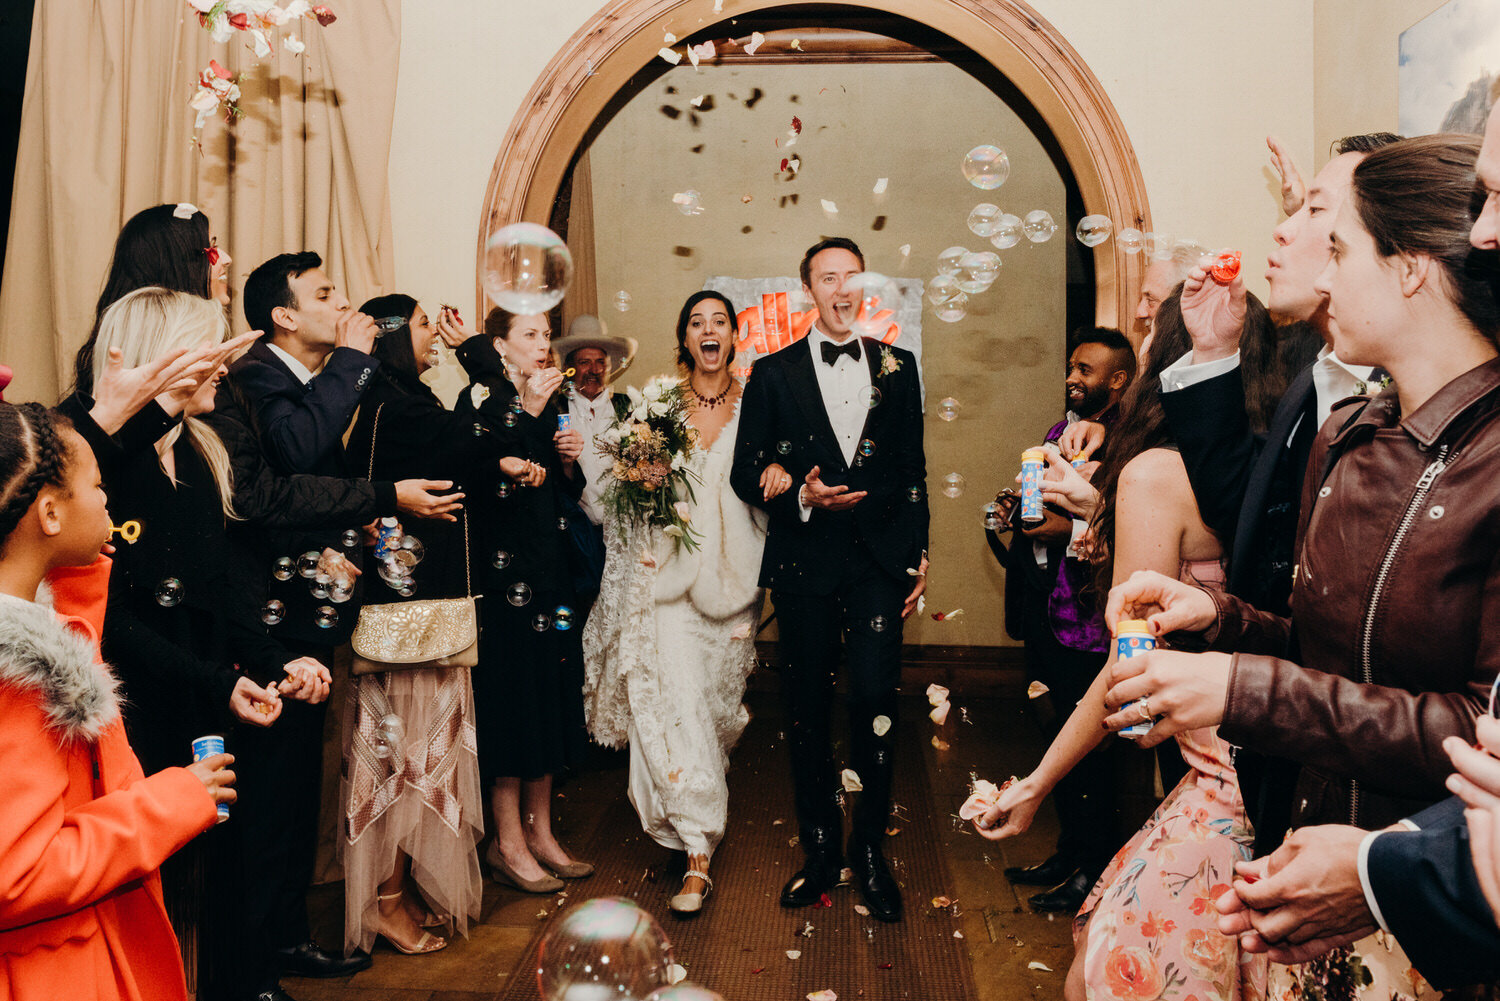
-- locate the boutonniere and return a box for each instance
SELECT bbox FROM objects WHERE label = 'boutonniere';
[1353,374,1393,396]
[470,383,491,408]
[878,345,902,378]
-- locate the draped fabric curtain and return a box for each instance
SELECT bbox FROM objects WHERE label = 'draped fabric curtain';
[0,0,401,404]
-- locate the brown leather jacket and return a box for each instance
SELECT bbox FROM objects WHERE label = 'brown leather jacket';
[1207,357,1500,829]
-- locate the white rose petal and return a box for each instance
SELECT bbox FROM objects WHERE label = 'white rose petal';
[872,715,891,736]
[658,47,682,65]
[929,700,950,725]
[786,950,801,960]
[926,683,949,706]
[821,199,838,214]
[873,177,889,194]
[283,34,306,54]
[840,768,862,792]
[745,30,766,55]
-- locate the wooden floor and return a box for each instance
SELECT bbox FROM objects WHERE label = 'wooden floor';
[282,672,1155,1001]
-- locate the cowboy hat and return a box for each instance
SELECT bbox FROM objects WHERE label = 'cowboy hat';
[551,315,637,382]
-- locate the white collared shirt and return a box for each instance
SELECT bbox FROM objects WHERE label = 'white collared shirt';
[1159,345,1374,429]
[266,342,317,387]
[806,325,872,467]
[568,387,616,525]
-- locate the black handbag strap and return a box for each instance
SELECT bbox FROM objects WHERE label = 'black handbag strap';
[366,402,472,596]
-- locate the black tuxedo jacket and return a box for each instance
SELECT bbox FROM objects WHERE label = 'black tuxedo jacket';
[229,339,376,477]
[730,336,928,594]
[1369,795,1500,988]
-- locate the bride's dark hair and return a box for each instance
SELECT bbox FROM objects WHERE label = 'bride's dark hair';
[675,291,739,371]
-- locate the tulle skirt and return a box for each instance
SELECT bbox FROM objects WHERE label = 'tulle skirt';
[339,667,484,955]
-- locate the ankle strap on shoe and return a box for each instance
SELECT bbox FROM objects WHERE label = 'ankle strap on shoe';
[684,870,712,888]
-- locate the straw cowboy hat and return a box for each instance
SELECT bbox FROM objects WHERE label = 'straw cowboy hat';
[551,315,637,383]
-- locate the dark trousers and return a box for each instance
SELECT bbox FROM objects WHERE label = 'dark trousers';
[774,546,906,853]
[233,642,331,992]
[1020,585,1125,883]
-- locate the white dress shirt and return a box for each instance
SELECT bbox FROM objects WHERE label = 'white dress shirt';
[797,325,873,519]
[1358,817,1422,933]
[1159,344,1374,430]
[568,387,617,525]
[266,342,317,387]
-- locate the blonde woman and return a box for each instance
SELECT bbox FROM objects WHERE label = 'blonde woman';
[91,287,329,998]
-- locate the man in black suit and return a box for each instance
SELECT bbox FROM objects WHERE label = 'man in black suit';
[226,252,382,998]
[730,237,928,922]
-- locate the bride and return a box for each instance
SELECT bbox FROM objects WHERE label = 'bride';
[583,290,789,914]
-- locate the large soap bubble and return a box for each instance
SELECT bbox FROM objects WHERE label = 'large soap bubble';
[646,988,727,1001]
[1117,228,1144,254]
[961,145,1010,190]
[926,275,968,323]
[1075,215,1112,248]
[842,272,901,339]
[936,246,968,277]
[483,222,574,315]
[1023,210,1057,243]
[967,203,1002,238]
[538,897,675,1001]
[989,214,1023,250]
[1145,231,1172,258]
[957,251,1001,293]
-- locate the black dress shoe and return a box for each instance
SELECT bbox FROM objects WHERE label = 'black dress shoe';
[1004,853,1080,887]
[1028,869,1093,913]
[276,942,372,978]
[847,841,902,922]
[780,854,841,907]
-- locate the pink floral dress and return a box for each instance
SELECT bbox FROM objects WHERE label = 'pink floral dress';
[1072,562,1268,1001]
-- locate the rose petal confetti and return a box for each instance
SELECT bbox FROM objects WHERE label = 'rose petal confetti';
[932,896,952,908]
[791,116,803,134]
[801,920,815,937]
[687,40,715,67]
[839,867,854,883]
[787,949,802,960]
[658,47,682,65]
[807,991,836,1001]
[1027,680,1050,699]
[959,777,1005,821]
[772,817,785,825]
[854,904,870,916]
[789,38,802,49]
[954,930,965,938]
[1029,961,1054,972]
[841,768,863,792]
[816,892,832,908]
[667,964,688,984]
[731,622,752,640]
[742,194,753,203]
[885,826,902,836]
[691,95,705,107]
[929,700,951,725]
[536,909,548,919]
[821,199,839,214]
[751,966,764,974]
[663,30,677,43]
[899,243,911,257]
[745,30,766,54]
[932,736,950,751]
[917,594,926,614]
[872,714,891,736]
[926,684,949,706]
[311,5,336,26]
[873,177,889,194]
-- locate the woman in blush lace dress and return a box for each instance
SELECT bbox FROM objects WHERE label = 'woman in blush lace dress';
[584,291,784,915]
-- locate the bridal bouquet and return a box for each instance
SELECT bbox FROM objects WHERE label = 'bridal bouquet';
[597,376,700,551]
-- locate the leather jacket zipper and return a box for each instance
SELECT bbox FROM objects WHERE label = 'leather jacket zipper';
[1349,445,1450,825]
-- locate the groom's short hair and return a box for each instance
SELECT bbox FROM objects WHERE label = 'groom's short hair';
[799,237,865,287]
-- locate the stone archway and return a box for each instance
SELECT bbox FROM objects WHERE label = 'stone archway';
[476,0,1151,328]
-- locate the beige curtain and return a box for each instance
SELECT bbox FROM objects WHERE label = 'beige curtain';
[0,0,401,404]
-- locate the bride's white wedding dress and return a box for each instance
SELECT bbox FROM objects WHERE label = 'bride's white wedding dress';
[582,403,767,859]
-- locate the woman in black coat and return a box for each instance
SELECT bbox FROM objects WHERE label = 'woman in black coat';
[340,294,542,955]
[453,306,593,894]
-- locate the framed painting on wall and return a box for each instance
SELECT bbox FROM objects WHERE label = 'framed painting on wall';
[1398,0,1500,136]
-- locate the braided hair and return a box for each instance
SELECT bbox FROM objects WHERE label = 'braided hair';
[0,403,74,551]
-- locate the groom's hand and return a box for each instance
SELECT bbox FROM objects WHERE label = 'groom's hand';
[902,554,928,618]
[800,465,867,511]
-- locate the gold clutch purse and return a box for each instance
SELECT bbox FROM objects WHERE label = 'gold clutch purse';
[350,596,478,675]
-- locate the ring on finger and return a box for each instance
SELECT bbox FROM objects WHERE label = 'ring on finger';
[1136,697,1153,722]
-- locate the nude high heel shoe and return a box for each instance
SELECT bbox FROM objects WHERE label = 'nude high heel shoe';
[375,892,447,955]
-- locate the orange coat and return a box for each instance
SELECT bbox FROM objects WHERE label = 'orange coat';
[0,559,217,1001]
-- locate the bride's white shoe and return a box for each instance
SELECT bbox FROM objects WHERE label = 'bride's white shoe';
[669,869,712,915]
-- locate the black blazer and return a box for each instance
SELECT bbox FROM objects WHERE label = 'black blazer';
[229,339,376,476]
[730,336,928,594]
[1368,795,1500,988]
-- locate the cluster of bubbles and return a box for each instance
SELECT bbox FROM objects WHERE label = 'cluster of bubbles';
[1114,231,1211,262]
[373,518,425,597]
[481,222,574,315]
[537,897,680,1001]
[259,531,370,627]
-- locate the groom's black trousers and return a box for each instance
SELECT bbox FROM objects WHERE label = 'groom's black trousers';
[774,543,907,852]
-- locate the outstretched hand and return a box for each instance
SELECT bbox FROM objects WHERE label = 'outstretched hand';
[395,479,464,522]
[800,465,866,511]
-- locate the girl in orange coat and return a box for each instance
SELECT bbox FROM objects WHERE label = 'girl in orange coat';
[0,401,235,1001]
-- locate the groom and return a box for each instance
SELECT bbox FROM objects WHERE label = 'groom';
[731,237,929,922]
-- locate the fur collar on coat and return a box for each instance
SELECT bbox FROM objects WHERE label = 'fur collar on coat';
[0,590,120,743]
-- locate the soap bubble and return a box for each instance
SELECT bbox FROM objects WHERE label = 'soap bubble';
[1145,231,1172,258]
[870,615,887,633]
[377,559,408,587]
[1118,228,1144,254]
[982,502,1003,529]
[507,582,533,607]
[531,613,553,632]
[297,551,321,578]
[937,397,960,422]
[776,441,791,455]
[557,517,570,532]
[492,551,512,569]
[957,251,1000,293]
[482,222,573,315]
[927,275,968,323]
[398,535,425,564]
[496,480,514,499]
[645,987,728,1001]
[155,578,183,607]
[614,290,632,312]
[989,214,1023,250]
[260,600,285,625]
[860,386,882,409]
[554,606,574,631]
[328,580,354,603]
[373,713,405,760]
[961,145,1010,190]
[858,438,876,458]
[1023,210,1057,243]
[502,411,518,429]
[935,296,968,323]
[1076,215,1113,248]
[936,247,968,276]
[966,203,1002,238]
[341,529,361,548]
[314,605,338,629]
[673,189,704,216]
[309,580,330,600]
[842,272,900,339]
[907,486,923,503]
[537,898,674,1001]
[272,556,295,581]
[941,473,967,498]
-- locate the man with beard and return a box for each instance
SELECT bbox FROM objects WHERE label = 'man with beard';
[1000,328,1136,912]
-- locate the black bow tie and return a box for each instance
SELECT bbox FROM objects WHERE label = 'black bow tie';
[821,339,861,366]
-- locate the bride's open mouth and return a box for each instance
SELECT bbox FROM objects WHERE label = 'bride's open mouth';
[699,339,722,365]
